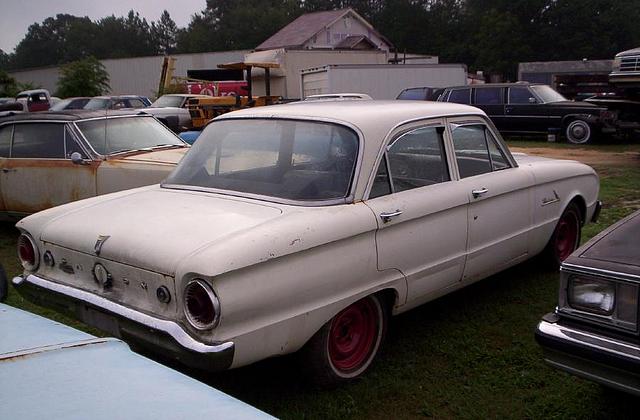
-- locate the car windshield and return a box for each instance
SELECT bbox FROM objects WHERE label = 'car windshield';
[151,96,184,108]
[164,119,359,202]
[530,85,567,103]
[76,116,185,155]
[84,98,111,110]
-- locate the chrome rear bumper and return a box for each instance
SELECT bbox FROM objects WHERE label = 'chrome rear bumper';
[13,274,234,371]
[535,314,640,396]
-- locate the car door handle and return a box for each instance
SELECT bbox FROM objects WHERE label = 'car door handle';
[472,188,488,198]
[380,210,403,223]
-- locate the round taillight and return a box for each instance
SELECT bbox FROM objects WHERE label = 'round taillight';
[17,234,39,271]
[183,279,220,330]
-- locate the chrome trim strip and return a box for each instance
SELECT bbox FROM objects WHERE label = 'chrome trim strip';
[12,274,234,355]
[0,337,118,360]
[561,263,640,282]
[538,319,640,361]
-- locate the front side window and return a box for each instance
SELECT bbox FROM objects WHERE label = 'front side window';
[370,126,449,197]
[475,87,503,104]
[11,123,65,159]
[165,119,359,202]
[76,116,184,155]
[447,89,471,104]
[509,87,536,104]
[451,124,510,178]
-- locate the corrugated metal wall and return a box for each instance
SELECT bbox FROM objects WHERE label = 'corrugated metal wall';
[9,51,250,98]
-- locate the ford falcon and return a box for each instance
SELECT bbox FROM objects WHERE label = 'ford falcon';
[13,101,600,384]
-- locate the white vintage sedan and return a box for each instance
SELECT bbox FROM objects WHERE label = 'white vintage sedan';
[13,101,601,384]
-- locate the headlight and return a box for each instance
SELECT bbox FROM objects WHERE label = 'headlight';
[568,277,615,315]
[612,57,622,71]
[566,275,638,330]
[183,279,220,330]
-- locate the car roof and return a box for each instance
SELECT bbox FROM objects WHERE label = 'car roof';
[0,109,151,123]
[444,82,544,89]
[218,100,482,126]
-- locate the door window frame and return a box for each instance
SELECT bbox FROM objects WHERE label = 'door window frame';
[444,115,518,180]
[365,118,452,199]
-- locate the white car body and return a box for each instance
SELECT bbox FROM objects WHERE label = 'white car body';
[14,101,600,380]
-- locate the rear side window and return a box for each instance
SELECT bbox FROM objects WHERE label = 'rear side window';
[451,124,510,178]
[0,125,11,157]
[475,88,503,104]
[11,123,65,158]
[447,89,471,104]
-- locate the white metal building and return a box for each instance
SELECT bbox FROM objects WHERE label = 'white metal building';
[10,50,249,98]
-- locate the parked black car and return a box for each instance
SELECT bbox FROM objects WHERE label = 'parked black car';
[436,82,616,144]
[536,209,640,396]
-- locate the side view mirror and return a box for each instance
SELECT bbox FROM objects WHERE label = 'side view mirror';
[70,152,89,165]
[528,97,537,104]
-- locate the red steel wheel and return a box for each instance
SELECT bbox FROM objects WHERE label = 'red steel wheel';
[328,297,380,373]
[301,294,387,386]
[543,202,582,269]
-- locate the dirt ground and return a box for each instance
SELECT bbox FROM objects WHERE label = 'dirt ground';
[510,146,640,166]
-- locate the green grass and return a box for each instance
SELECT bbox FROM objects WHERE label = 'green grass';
[2,148,640,419]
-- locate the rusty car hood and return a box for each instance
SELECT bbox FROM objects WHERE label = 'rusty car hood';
[38,187,283,276]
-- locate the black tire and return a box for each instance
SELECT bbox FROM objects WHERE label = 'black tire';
[0,264,7,302]
[565,120,593,144]
[299,294,388,387]
[542,202,582,269]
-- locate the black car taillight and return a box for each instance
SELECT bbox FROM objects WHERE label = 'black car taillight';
[17,234,39,271]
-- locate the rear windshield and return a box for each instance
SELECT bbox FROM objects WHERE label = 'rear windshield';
[164,119,359,202]
[151,96,185,108]
[76,116,185,155]
[84,98,110,110]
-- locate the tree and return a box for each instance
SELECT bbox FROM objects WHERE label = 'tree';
[152,10,179,54]
[56,56,110,97]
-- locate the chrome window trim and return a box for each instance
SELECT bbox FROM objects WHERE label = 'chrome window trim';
[364,117,450,200]
[163,116,364,206]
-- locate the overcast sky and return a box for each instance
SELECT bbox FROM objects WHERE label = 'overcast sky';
[0,0,207,53]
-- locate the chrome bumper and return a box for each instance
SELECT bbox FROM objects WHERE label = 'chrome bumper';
[535,315,640,396]
[13,274,234,371]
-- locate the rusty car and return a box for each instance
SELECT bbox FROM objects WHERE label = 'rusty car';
[13,101,600,385]
[0,110,189,219]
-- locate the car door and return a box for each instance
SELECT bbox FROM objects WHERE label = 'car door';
[0,122,97,215]
[504,86,550,133]
[473,87,506,130]
[447,117,534,282]
[364,120,470,309]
